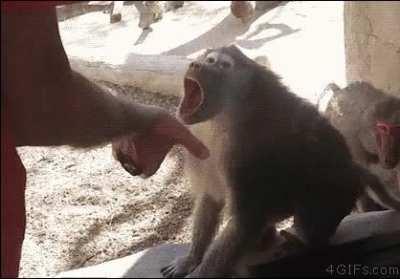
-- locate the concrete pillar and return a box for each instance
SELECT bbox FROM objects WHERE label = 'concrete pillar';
[344,2,400,97]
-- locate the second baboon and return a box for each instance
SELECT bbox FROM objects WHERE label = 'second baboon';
[323,82,400,211]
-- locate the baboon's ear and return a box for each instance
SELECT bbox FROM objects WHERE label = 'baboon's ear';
[227,44,240,51]
[254,56,271,69]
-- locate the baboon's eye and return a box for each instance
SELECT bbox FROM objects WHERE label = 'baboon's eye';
[206,57,216,64]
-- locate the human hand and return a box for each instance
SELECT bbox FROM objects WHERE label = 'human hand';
[112,111,209,178]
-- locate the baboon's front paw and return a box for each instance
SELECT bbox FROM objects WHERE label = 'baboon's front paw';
[161,256,199,278]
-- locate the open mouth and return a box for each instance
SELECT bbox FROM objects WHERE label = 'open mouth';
[179,77,204,122]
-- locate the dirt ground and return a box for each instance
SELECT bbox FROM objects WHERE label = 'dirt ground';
[18,82,292,277]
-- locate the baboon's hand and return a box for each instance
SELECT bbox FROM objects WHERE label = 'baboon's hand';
[161,255,199,278]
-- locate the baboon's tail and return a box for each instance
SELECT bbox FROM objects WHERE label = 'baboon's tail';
[356,164,400,211]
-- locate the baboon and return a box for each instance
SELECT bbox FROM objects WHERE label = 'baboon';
[161,46,400,278]
[323,82,400,211]
[230,1,255,23]
[230,1,288,23]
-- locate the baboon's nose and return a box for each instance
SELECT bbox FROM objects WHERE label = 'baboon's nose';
[190,61,201,69]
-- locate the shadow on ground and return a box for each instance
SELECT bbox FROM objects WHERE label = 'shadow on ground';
[163,4,299,56]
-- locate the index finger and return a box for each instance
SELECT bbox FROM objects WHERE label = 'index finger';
[155,115,210,159]
[176,125,210,159]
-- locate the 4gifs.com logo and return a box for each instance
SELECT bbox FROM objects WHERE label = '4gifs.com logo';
[325,264,399,277]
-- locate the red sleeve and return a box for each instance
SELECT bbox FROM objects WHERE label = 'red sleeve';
[1,1,84,12]
[1,108,27,278]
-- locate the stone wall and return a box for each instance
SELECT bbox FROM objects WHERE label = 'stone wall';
[344,2,400,97]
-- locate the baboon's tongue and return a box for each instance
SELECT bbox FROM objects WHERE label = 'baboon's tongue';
[180,78,203,116]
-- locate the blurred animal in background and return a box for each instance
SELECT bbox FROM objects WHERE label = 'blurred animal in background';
[106,1,164,29]
[231,1,255,23]
[87,1,288,30]
[322,82,400,212]
[231,1,288,23]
